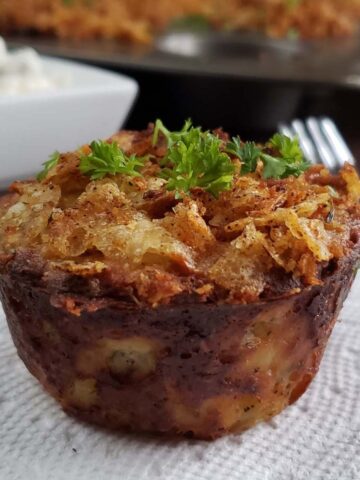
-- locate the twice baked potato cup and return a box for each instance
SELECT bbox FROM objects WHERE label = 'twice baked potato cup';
[0,246,358,439]
[0,123,359,439]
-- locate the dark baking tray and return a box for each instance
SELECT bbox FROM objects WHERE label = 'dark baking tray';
[7,30,360,83]
[6,31,360,136]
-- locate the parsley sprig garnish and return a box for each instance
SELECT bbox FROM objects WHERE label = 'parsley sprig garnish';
[36,120,310,196]
[37,151,60,181]
[153,119,235,198]
[226,138,260,174]
[153,119,193,150]
[79,140,145,180]
[226,133,309,179]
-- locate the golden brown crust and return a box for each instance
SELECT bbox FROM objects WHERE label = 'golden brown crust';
[0,126,359,306]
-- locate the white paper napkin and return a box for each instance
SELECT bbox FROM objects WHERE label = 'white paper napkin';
[1,276,359,480]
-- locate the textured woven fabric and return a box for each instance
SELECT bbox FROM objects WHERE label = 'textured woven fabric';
[0,277,359,480]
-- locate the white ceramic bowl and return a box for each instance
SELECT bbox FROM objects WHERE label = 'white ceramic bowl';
[0,56,138,188]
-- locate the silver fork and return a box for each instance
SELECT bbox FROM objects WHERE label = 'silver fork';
[278,117,355,172]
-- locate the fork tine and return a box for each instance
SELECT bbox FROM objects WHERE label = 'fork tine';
[319,117,355,167]
[291,119,319,165]
[278,122,294,139]
[278,117,355,173]
[305,117,338,172]
[279,120,319,165]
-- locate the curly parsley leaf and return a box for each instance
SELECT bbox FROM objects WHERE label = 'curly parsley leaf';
[153,118,192,149]
[226,137,261,174]
[153,119,235,198]
[270,133,303,163]
[79,140,145,180]
[261,153,288,179]
[37,151,60,181]
[266,133,310,179]
[226,133,309,179]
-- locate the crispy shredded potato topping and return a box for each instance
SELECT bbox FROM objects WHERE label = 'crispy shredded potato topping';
[1,127,359,306]
[1,0,360,42]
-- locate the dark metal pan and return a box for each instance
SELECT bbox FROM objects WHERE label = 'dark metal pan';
[5,30,360,136]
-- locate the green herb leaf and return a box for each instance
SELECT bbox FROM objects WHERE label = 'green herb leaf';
[79,140,145,180]
[226,133,309,179]
[170,14,211,32]
[261,153,288,179]
[226,137,261,174]
[152,118,192,149]
[266,133,310,178]
[154,119,235,198]
[37,151,60,181]
[270,133,303,163]
[287,27,299,40]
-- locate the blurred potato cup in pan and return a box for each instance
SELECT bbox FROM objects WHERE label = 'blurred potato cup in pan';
[1,0,360,43]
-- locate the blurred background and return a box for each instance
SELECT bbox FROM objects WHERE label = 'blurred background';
[2,0,360,144]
